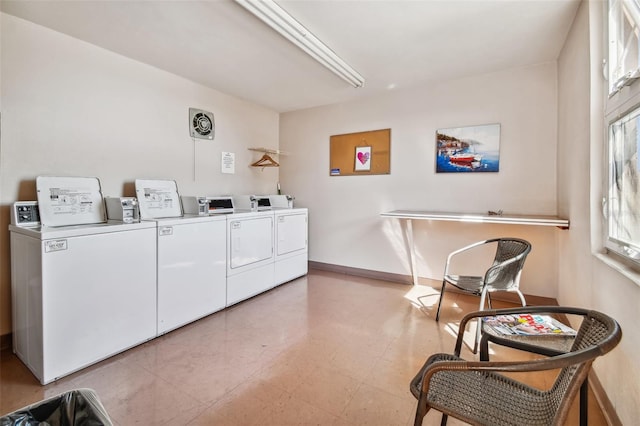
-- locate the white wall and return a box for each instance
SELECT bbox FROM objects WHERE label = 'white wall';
[557,2,640,424]
[280,63,561,298]
[0,13,280,335]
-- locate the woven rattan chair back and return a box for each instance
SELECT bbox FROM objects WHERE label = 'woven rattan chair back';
[435,238,532,352]
[545,310,621,423]
[411,306,622,426]
[486,238,531,291]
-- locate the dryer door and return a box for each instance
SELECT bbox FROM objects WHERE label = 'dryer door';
[228,216,274,270]
[276,212,308,258]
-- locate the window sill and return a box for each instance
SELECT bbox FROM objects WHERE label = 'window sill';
[594,252,640,287]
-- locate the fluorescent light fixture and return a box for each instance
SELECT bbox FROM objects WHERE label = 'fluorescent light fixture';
[235,0,365,88]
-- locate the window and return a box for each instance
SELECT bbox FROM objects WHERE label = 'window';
[606,0,640,267]
[606,108,640,265]
[608,0,640,94]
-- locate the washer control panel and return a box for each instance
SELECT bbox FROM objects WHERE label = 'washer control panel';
[11,201,40,227]
[105,197,139,223]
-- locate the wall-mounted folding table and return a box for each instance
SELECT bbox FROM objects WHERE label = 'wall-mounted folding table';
[380,210,570,285]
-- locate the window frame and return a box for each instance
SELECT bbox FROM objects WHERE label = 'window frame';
[605,0,640,270]
[608,0,640,95]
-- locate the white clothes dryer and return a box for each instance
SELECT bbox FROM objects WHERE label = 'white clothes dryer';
[225,209,275,306]
[274,208,308,286]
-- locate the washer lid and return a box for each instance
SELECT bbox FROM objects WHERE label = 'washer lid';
[36,176,106,227]
[135,179,183,219]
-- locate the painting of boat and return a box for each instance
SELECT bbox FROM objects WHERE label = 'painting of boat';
[449,151,481,165]
[436,123,500,173]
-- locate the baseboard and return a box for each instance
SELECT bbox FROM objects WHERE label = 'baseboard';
[589,371,623,426]
[480,290,556,306]
[1,333,11,352]
[309,261,415,285]
[308,261,557,305]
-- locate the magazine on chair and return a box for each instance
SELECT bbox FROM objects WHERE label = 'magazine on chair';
[482,313,577,336]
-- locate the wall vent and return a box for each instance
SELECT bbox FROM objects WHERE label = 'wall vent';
[189,108,214,140]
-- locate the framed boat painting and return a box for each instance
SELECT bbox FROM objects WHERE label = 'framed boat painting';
[436,123,500,173]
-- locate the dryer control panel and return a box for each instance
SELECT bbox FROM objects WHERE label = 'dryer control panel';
[11,201,40,227]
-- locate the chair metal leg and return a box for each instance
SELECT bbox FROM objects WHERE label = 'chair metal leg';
[413,393,430,426]
[580,379,588,426]
[479,332,491,361]
[474,288,489,353]
[516,289,527,307]
[435,281,446,321]
[440,413,448,426]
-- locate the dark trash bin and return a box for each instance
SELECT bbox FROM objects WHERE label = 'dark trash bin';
[0,388,112,426]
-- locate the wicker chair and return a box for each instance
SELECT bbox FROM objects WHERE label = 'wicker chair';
[435,238,532,351]
[410,306,622,426]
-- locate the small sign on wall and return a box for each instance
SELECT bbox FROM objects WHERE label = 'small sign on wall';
[354,146,372,171]
[221,152,235,174]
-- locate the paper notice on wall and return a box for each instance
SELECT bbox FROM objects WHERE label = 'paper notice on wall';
[222,152,235,174]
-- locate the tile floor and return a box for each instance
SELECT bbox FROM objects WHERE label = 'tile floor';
[0,269,607,425]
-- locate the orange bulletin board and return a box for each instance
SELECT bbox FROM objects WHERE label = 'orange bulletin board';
[329,128,391,176]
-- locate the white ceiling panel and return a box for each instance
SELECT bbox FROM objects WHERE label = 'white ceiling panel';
[1,0,580,112]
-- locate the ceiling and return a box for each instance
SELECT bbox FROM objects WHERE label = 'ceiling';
[1,0,580,113]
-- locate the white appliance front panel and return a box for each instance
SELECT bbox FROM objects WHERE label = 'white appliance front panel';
[275,211,308,258]
[227,215,274,273]
[41,228,157,383]
[226,263,275,306]
[274,252,308,286]
[157,218,226,334]
[10,232,44,379]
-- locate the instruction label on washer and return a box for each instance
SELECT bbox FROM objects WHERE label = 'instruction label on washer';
[36,176,105,226]
[134,179,183,219]
[142,188,177,211]
[45,239,68,252]
[48,187,94,216]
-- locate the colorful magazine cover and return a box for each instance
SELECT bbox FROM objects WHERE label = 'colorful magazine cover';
[482,314,577,336]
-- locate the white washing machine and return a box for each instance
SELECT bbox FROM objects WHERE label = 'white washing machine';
[136,180,227,335]
[274,207,308,286]
[9,176,157,384]
[225,205,275,306]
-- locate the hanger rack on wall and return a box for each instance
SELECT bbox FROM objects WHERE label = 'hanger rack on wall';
[248,147,288,154]
[249,147,287,168]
